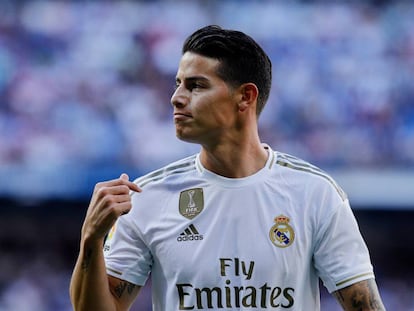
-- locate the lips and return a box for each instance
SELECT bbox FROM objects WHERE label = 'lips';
[174,112,192,121]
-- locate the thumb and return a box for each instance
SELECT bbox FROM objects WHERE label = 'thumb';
[120,173,129,181]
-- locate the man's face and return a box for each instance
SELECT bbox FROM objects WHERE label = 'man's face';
[171,52,239,146]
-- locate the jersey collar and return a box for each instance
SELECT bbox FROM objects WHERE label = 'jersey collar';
[195,144,275,187]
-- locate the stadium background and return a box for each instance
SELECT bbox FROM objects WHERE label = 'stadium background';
[0,0,413,310]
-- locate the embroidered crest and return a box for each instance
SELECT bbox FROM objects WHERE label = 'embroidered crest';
[179,188,204,219]
[269,215,295,248]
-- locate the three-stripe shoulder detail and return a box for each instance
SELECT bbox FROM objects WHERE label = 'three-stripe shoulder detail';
[276,153,347,201]
[135,155,197,188]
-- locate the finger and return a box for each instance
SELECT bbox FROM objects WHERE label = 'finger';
[83,200,132,240]
[103,200,133,217]
[104,193,132,205]
[94,178,141,196]
[120,173,129,181]
[96,185,132,198]
[93,195,132,220]
[119,173,141,193]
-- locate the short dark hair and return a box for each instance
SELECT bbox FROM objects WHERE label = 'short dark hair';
[182,25,272,116]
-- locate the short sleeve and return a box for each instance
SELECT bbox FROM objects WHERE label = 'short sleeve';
[103,215,153,286]
[313,199,374,293]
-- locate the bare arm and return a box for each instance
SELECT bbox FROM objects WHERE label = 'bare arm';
[333,279,386,311]
[69,174,142,311]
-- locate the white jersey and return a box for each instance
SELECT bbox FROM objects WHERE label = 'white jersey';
[104,145,374,310]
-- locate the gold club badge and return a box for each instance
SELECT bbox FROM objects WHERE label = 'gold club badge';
[179,188,204,219]
[269,214,295,248]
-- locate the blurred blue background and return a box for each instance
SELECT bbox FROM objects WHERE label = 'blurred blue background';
[0,0,413,310]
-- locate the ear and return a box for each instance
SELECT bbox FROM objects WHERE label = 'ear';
[237,83,259,112]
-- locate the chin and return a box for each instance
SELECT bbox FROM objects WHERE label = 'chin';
[176,131,200,144]
[176,135,198,144]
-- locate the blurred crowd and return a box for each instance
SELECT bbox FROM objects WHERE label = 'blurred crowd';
[1,0,414,310]
[0,0,413,198]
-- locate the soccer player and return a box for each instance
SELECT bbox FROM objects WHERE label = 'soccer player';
[70,25,386,310]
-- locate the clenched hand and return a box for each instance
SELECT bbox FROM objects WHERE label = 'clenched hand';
[81,173,141,243]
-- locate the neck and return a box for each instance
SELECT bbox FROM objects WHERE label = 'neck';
[199,137,268,178]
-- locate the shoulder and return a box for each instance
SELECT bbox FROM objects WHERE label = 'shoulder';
[133,154,198,188]
[273,151,347,202]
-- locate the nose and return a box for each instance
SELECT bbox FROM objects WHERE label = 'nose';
[170,85,188,108]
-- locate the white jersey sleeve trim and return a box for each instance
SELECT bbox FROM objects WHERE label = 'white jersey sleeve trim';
[335,272,375,289]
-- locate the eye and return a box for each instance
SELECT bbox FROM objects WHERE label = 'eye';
[174,80,181,91]
[188,81,204,91]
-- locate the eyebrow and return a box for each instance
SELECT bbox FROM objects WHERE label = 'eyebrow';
[175,76,210,84]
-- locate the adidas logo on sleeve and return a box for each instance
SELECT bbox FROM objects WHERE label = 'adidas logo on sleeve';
[177,224,203,242]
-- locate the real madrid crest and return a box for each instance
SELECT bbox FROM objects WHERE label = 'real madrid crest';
[179,188,204,219]
[269,214,295,248]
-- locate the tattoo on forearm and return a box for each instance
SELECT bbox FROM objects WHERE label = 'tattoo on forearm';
[333,279,385,310]
[112,281,136,298]
[81,248,93,271]
[366,280,384,309]
[351,289,365,309]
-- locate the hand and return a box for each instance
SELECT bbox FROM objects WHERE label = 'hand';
[81,173,141,243]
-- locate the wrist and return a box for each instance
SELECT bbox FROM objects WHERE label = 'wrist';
[81,232,105,250]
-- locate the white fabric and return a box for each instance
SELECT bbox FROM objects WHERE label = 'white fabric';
[104,145,374,310]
